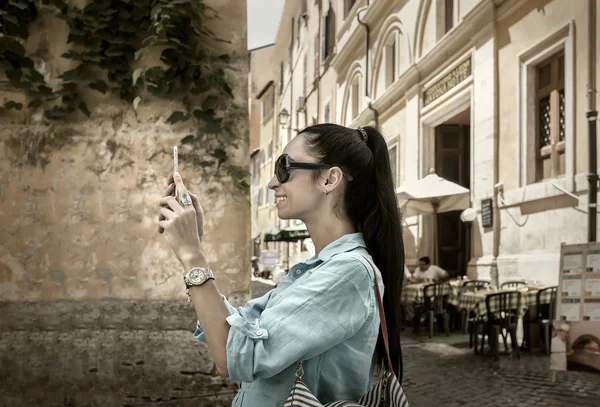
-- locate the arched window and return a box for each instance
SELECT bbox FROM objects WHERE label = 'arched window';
[384,32,398,88]
[374,30,399,99]
[322,5,336,62]
[344,72,362,126]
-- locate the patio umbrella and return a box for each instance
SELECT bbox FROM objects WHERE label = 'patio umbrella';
[396,168,470,263]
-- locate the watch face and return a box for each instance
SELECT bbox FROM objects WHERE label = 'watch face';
[189,269,205,284]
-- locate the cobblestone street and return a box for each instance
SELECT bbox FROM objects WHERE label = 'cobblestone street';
[401,334,600,407]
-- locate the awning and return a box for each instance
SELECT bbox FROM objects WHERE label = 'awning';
[264,232,279,242]
[264,224,310,242]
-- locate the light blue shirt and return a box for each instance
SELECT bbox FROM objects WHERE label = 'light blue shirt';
[193,233,384,407]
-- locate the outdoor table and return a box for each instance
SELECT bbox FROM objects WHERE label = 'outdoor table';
[401,280,463,306]
[459,285,552,318]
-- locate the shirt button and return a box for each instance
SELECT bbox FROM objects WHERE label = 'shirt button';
[296,270,301,275]
[256,330,263,336]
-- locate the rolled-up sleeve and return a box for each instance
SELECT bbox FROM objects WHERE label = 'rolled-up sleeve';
[225,255,373,383]
[193,294,250,343]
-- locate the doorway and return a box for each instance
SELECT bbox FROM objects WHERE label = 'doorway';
[435,108,470,278]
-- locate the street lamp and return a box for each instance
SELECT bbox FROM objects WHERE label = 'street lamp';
[278,108,290,127]
[460,208,477,223]
[278,107,302,132]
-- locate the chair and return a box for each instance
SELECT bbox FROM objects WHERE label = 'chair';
[460,280,491,334]
[500,280,528,290]
[421,283,451,338]
[535,286,558,354]
[478,291,523,361]
[462,280,491,291]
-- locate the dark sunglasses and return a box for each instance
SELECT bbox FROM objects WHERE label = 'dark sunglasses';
[274,154,353,183]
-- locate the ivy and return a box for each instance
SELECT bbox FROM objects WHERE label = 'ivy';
[0,0,249,191]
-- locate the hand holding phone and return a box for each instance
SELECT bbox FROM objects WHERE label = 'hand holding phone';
[158,146,179,234]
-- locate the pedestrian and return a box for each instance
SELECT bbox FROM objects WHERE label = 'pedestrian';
[158,124,406,406]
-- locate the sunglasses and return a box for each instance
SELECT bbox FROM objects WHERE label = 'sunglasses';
[274,154,353,183]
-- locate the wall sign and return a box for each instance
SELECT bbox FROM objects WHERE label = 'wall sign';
[481,198,493,228]
[423,57,472,106]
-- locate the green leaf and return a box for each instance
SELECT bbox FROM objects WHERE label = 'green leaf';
[132,68,143,86]
[166,111,190,124]
[3,101,23,110]
[134,47,149,61]
[89,80,108,93]
[180,134,195,144]
[211,148,227,161]
[133,96,141,110]
[78,100,91,116]
[8,0,29,10]
[28,99,43,109]
[202,95,220,111]
[44,106,69,119]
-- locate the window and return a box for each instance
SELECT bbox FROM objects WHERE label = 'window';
[444,0,454,33]
[314,35,320,81]
[324,102,330,123]
[259,149,265,165]
[303,54,308,97]
[388,144,398,186]
[297,13,302,47]
[535,52,565,181]
[257,187,264,206]
[267,141,273,160]
[322,6,335,62]
[271,89,275,111]
[384,34,397,89]
[344,0,357,18]
[261,90,273,120]
[351,76,360,119]
[519,23,573,186]
[279,62,284,93]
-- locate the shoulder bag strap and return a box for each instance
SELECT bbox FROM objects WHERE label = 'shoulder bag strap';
[361,255,393,373]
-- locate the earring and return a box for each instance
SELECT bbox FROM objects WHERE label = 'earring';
[324,188,329,196]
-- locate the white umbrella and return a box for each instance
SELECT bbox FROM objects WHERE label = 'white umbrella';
[396,168,470,263]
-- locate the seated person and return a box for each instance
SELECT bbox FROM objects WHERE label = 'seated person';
[404,264,412,281]
[412,256,448,282]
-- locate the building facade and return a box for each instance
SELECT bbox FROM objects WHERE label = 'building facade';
[249,0,599,286]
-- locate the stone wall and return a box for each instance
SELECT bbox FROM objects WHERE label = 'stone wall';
[0,0,249,405]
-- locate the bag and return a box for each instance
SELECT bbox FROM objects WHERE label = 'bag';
[284,256,410,407]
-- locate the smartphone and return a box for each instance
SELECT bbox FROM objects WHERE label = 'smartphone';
[173,145,178,173]
[173,146,178,198]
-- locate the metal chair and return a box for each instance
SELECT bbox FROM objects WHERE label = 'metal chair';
[500,280,528,290]
[460,280,491,334]
[535,286,558,354]
[478,291,523,361]
[421,283,451,338]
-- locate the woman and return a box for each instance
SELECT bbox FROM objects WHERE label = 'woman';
[158,124,405,406]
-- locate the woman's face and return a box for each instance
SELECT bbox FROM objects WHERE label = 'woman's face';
[267,135,326,222]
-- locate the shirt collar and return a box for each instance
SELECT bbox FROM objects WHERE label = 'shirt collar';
[314,233,366,262]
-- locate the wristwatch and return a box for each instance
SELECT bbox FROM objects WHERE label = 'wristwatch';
[183,267,214,301]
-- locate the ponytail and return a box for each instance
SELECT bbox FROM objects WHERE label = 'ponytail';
[299,123,406,380]
[361,126,405,381]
